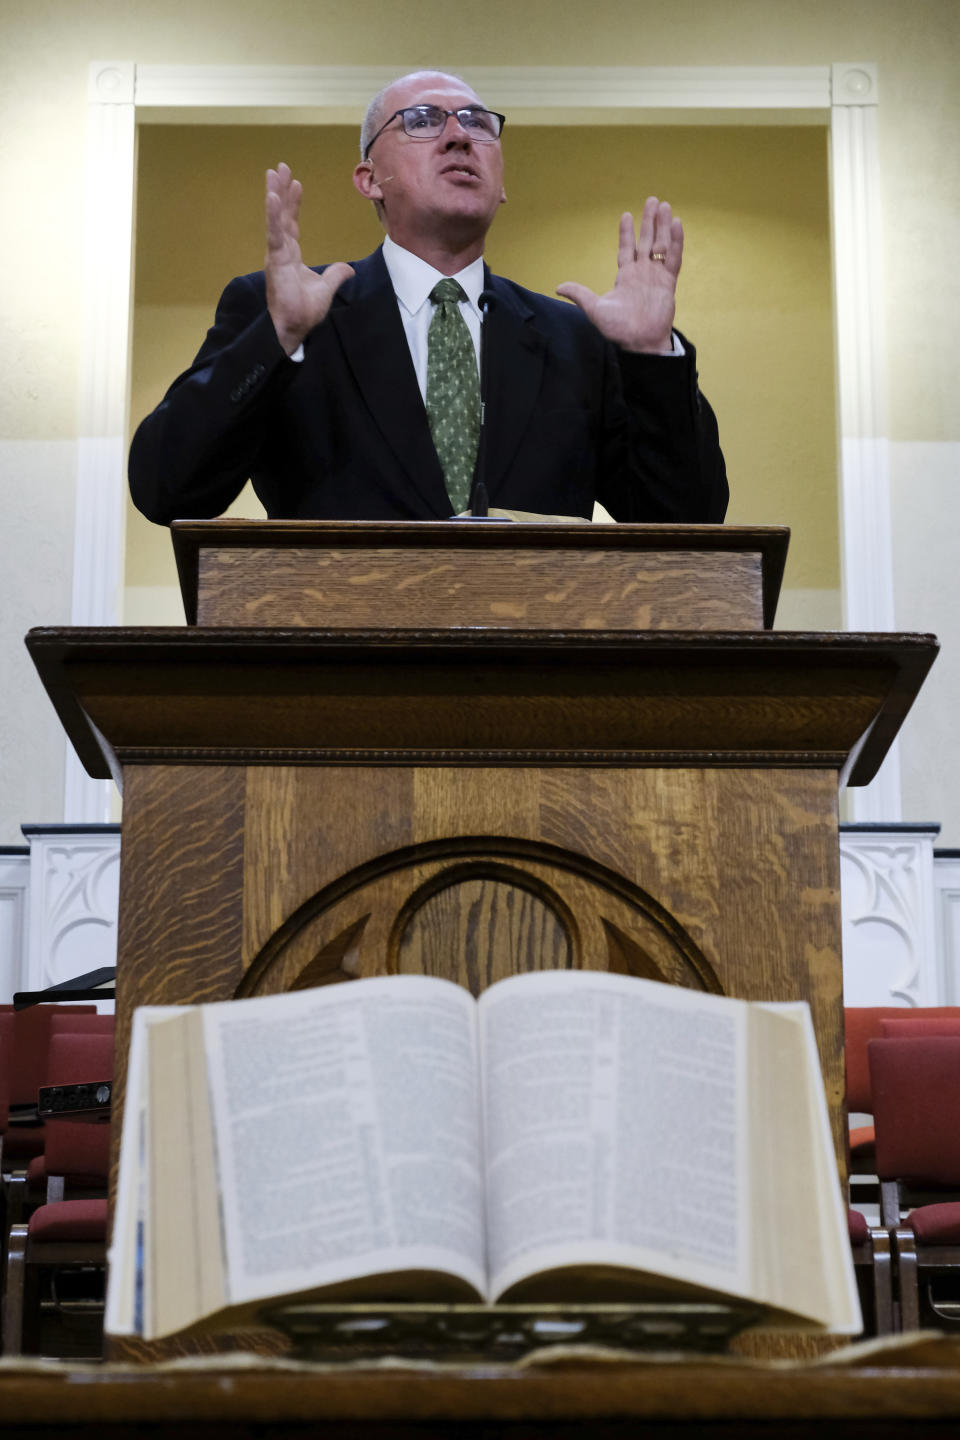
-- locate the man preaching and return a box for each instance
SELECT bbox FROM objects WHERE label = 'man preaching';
[128,69,728,526]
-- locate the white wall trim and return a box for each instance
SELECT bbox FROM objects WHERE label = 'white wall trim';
[0,853,30,1005]
[131,64,835,113]
[76,60,895,819]
[69,65,136,822]
[828,70,899,819]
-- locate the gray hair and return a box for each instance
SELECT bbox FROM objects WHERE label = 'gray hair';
[360,84,392,160]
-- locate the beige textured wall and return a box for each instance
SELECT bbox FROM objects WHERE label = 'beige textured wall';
[2,0,958,844]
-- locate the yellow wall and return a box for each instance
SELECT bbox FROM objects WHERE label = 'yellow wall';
[2,0,959,843]
[4,0,958,445]
[127,121,837,609]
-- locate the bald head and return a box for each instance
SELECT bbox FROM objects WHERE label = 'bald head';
[353,70,506,270]
[360,70,479,159]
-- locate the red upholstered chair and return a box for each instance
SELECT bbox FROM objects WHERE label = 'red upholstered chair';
[0,1013,11,1178]
[29,1013,115,1204]
[1,1003,50,1178]
[2,1031,112,1357]
[1,1004,98,1168]
[0,1013,11,1288]
[844,1007,960,1207]
[1,1005,102,1252]
[1,1004,99,1260]
[869,1034,960,1332]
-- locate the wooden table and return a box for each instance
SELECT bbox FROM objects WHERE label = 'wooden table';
[4,1339,960,1437]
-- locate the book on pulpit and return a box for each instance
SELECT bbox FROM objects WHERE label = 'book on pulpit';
[105,970,861,1340]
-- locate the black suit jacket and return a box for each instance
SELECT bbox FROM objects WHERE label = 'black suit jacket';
[129,247,727,525]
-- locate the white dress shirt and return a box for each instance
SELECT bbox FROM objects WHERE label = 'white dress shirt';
[381,235,485,400]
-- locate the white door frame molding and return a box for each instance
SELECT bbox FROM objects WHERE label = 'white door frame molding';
[73,60,892,820]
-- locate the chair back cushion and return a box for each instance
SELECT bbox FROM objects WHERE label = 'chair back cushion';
[846,1007,960,1113]
[881,1018,960,1038]
[0,1012,11,1127]
[42,1031,114,1180]
[49,1012,115,1037]
[8,1004,97,1105]
[869,1036,960,1185]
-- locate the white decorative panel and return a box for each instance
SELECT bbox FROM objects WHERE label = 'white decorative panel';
[0,852,30,1004]
[934,854,960,1006]
[24,828,120,1008]
[831,63,879,108]
[840,826,940,1006]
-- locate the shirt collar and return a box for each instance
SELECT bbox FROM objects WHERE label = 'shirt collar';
[382,235,486,318]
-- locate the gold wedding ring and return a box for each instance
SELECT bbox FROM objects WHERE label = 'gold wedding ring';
[650,251,667,263]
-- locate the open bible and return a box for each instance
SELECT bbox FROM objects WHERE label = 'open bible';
[105,970,860,1340]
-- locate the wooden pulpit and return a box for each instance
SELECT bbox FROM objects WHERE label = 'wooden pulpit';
[27,520,936,1189]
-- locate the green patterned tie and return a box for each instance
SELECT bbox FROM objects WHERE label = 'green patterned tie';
[426,278,480,514]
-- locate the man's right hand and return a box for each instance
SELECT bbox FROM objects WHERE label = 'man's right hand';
[265,163,354,355]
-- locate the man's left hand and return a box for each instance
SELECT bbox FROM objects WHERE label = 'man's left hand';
[557,199,682,354]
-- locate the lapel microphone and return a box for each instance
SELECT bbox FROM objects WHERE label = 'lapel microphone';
[469,289,497,519]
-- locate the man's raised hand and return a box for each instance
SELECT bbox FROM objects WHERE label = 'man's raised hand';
[265,163,354,356]
[556,199,682,354]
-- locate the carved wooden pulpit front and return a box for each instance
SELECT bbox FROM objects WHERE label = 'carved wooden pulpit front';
[27,520,936,1186]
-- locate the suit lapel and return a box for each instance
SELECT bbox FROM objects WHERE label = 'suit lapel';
[325,252,547,515]
[327,250,451,518]
[481,272,545,504]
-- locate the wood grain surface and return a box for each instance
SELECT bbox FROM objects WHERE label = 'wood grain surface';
[40,616,920,1368]
[24,628,938,788]
[236,764,843,1150]
[24,527,936,1376]
[107,756,845,1371]
[110,765,246,1199]
[196,545,765,631]
[8,1343,960,1435]
[172,519,789,628]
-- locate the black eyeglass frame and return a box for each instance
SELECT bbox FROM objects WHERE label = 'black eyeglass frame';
[363,105,506,160]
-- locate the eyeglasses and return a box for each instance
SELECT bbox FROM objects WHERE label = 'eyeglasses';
[363,105,506,160]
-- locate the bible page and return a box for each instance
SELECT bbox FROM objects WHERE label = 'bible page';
[201,976,487,1309]
[106,1005,219,1339]
[104,1006,160,1336]
[745,1003,861,1331]
[480,970,751,1304]
[144,1006,229,1338]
